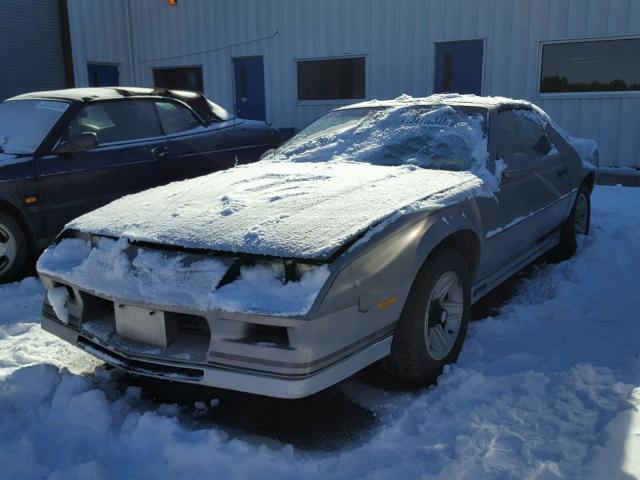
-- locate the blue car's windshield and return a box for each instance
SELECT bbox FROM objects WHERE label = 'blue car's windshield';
[0,99,70,154]
[275,104,488,171]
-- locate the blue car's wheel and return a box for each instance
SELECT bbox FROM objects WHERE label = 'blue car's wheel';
[0,212,27,283]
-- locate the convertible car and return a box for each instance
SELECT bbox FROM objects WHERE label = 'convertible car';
[0,87,280,283]
[37,94,597,398]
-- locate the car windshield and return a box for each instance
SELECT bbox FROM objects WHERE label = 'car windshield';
[0,99,70,154]
[274,104,488,171]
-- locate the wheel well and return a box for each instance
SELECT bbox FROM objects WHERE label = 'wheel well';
[584,172,596,192]
[0,200,35,247]
[428,230,481,280]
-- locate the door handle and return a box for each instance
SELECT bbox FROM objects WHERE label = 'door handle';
[151,146,168,158]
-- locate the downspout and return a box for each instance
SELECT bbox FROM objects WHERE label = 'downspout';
[57,0,75,87]
[125,0,137,85]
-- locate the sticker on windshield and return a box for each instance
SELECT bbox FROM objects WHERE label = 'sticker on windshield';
[402,117,454,128]
[35,101,68,112]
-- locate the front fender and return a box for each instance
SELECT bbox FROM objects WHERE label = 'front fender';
[313,202,483,317]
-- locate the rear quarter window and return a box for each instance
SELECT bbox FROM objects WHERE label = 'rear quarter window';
[155,101,201,135]
[496,109,552,161]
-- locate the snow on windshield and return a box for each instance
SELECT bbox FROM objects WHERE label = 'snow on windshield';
[274,105,488,171]
[0,100,69,154]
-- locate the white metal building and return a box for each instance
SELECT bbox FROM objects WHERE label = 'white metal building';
[66,0,640,168]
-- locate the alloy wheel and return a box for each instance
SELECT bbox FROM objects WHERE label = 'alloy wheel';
[424,271,464,361]
[0,221,17,276]
[574,192,589,235]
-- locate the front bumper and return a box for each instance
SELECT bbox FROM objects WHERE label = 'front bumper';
[38,260,401,398]
[41,311,392,399]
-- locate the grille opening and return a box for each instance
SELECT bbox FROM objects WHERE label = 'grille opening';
[79,291,114,319]
[168,312,211,337]
[77,292,211,342]
[244,324,290,348]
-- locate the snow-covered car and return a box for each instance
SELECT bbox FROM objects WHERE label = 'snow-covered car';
[36,94,597,399]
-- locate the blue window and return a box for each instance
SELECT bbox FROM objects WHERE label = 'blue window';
[87,64,119,87]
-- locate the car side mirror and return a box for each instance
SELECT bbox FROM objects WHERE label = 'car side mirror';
[55,132,98,154]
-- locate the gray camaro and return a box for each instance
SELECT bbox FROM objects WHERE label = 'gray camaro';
[37,95,597,398]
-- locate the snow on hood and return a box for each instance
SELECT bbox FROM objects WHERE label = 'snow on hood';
[67,161,494,260]
[68,102,497,260]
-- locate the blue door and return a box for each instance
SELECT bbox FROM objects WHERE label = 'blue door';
[87,64,120,87]
[233,57,266,121]
[434,40,483,95]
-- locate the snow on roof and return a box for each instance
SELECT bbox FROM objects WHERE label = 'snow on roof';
[339,93,535,111]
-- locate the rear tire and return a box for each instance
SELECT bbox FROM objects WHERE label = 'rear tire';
[385,248,471,384]
[548,184,591,262]
[0,212,28,284]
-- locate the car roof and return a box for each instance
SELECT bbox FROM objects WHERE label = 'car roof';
[8,87,224,123]
[8,86,196,103]
[337,93,536,112]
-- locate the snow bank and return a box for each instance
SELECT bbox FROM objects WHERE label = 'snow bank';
[37,237,330,316]
[3,186,640,479]
[0,278,97,379]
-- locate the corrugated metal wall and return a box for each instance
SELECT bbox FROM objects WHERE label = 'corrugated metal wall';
[0,0,68,100]
[67,0,640,167]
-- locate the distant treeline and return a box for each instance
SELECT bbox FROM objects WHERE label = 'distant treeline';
[540,75,640,93]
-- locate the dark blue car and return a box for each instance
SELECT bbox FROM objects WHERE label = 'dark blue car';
[0,87,281,282]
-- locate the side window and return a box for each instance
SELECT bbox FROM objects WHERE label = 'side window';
[65,100,163,145]
[155,101,201,135]
[496,109,552,162]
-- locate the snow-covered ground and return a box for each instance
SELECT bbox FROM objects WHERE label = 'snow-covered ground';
[1,185,638,480]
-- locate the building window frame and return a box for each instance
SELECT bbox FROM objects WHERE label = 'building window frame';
[294,54,368,106]
[536,34,640,99]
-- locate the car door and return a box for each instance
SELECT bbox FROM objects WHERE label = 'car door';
[154,99,238,180]
[37,99,171,238]
[480,108,571,270]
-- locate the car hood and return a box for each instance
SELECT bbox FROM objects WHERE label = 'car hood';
[67,160,492,260]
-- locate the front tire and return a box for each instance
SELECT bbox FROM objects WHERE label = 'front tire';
[386,248,471,384]
[0,212,28,284]
[548,184,591,262]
